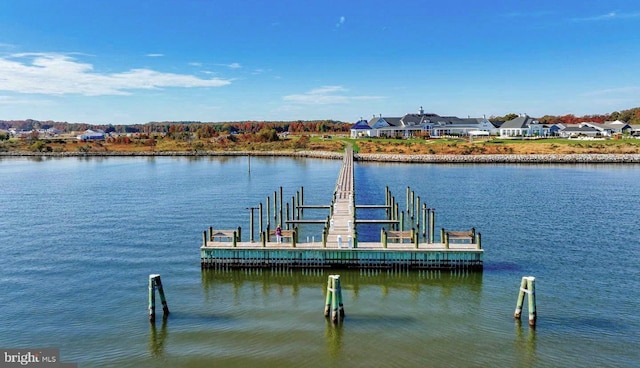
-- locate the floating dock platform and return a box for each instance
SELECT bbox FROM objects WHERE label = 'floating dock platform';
[201,146,483,270]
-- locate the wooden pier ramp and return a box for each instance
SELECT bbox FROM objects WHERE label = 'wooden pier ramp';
[201,147,483,270]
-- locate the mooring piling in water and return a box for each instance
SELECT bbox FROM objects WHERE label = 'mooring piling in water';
[514,276,537,326]
[324,275,344,323]
[148,274,169,322]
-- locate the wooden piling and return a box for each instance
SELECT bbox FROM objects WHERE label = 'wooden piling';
[279,186,283,227]
[514,276,537,326]
[476,233,482,249]
[430,209,436,243]
[148,274,169,322]
[202,231,207,247]
[324,275,344,323]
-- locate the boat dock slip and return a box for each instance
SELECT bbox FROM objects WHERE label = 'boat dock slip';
[201,147,483,270]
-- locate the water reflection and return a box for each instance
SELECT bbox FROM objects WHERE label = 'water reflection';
[148,317,168,358]
[515,319,537,367]
[325,320,344,359]
[201,268,483,295]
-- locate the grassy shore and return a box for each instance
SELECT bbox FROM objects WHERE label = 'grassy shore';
[2,135,640,159]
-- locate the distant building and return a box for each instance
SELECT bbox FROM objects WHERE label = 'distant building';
[499,115,549,137]
[77,129,106,141]
[351,106,499,138]
[350,119,373,138]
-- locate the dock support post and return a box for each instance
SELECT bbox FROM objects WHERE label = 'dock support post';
[411,191,415,219]
[233,230,237,247]
[149,274,169,322]
[415,196,421,225]
[399,211,404,232]
[273,191,277,221]
[279,186,283,228]
[249,208,255,242]
[430,209,436,244]
[202,231,207,247]
[300,186,304,216]
[394,203,399,230]
[440,228,445,245]
[406,186,410,213]
[209,226,213,241]
[259,203,263,235]
[476,233,482,249]
[266,196,271,228]
[422,205,427,239]
[445,231,450,249]
[471,227,476,244]
[261,231,266,247]
[285,203,290,230]
[514,276,537,327]
[412,228,418,248]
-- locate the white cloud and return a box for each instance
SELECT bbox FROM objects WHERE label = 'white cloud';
[336,16,346,28]
[0,53,231,96]
[228,62,242,69]
[571,11,640,22]
[283,85,383,105]
[146,53,164,57]
[189,62,202,66]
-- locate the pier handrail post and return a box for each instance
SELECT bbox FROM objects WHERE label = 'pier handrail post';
[292,228,297,248]
[382,228,388,248]
[322,227,327,248]
[354,230,358,248]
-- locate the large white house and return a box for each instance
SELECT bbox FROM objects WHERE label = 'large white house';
[351,107,498,138]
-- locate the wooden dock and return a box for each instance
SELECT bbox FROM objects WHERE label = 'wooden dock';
[201,146,483,270]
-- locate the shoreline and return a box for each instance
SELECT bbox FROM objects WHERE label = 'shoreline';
[2,150,640,163]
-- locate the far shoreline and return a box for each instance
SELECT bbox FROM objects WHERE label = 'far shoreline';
[2,150,640,164]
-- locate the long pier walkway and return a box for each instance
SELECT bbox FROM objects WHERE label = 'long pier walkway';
[326,145,355,248]
[200,146,484,270]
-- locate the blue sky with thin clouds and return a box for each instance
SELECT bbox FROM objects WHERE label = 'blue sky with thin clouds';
[0,0,639,124]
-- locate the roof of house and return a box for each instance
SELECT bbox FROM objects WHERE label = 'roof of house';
[351,120,372,130]
[500,115,538,129]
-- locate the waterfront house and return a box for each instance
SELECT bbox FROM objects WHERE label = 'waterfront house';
[499,115,549,137]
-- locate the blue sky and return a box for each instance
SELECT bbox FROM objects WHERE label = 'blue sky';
[0,0,639,124]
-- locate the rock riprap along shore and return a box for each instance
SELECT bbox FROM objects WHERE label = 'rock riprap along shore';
[1,151,640,163]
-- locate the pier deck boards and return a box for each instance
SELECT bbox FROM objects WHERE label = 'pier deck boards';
[201,146,483,270]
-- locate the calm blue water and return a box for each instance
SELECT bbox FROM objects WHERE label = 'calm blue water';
[0,156,638,367]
